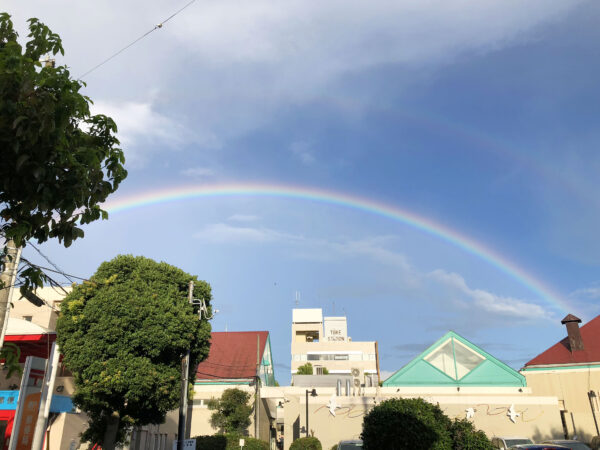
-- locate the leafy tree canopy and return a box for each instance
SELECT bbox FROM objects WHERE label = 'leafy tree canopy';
[0,13,126,290]
[56,255,212,448]
[208,388,253,434]
[448,418,493,450]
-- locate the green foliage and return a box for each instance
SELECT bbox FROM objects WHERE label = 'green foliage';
[0,343,21,378]
[449,419,493,450]
[193,434,268,450]
[361,398,452,450]
[208,388,253,434]
[296,362,313,375]
[0,13,127,290]
[56,255,212,446]
[322,367,329,375]
[289,437,322,450]
[330,445,338,450]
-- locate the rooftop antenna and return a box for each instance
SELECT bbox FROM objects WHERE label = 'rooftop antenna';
[295,291,300,307]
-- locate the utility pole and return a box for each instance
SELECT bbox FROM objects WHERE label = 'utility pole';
[0,239,21,348]
[177,281,194,450]
[254,334,260,439]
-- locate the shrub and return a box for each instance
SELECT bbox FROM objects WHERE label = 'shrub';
[449,419,493,450]
[193,434,268,450]
[296,363,314,375]
[361,398,452,450]
[194,435,227,450]
[290,436,323,450]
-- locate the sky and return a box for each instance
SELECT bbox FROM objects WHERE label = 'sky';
[4,0,600,383]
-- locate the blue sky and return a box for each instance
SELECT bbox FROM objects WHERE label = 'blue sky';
[5,0,600,382]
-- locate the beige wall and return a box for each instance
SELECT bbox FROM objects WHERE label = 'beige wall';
[10,286,71,330]
[189,384,274,443]
[523,367,600,442]
[261,386,563,450]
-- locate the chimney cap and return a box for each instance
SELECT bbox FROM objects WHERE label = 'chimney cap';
[561,314,582,325]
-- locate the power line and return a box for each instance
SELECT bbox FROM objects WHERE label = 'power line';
[78,0,197,80]
[27,243,75,284]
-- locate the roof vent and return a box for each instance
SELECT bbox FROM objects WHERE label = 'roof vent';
[561,314,584,352]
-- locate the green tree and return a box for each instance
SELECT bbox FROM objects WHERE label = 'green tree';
[207,388,253,434]
[361,398,452,450]
[289,437,322,450]
[296,362,313,375]
[0,13,127,291]
[56,255,212,449]
[449,418,493,450]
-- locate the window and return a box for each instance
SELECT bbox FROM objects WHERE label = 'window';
[22,316,32,322]
[425,338,485,380]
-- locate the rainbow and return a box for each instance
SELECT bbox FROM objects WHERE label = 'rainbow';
[103,182,570,313]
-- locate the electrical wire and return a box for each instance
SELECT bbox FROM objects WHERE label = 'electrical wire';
[78,0,197,80]
[27,242,75,284]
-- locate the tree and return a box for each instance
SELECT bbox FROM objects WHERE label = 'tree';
[0,13,127,292]
[207,388,253,434]
[56,255,212,449]
[296,362,313,375]
[361,398,452,450]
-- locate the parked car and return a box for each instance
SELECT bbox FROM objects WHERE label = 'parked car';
[337,440,363,449]
[540,440,591,450]
[509,446,568,449]
[492,437,534,449]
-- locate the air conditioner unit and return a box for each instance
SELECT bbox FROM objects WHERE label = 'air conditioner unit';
[351,368,362,390]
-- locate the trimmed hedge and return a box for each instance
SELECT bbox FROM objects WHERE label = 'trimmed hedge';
[193,434,269,450]
[290,436,323,450]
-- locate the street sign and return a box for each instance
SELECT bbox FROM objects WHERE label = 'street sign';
[172,439,196,450]
[239,438,245,448]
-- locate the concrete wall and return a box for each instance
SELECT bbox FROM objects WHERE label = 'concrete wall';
[189,384,274,443]
[262,386,564,450]
[523,367,600,442]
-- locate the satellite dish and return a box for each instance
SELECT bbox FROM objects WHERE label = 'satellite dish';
[351,368,360,377]
[353,379,361,387]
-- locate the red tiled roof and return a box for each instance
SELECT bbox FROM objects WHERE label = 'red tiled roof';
[195,331,269,381]
[525,315,600,367]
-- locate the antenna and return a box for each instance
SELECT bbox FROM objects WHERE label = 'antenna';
[295,291,300,306]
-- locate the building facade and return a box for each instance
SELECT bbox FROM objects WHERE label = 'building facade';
[290,309,379,387]
[522,314,600,442]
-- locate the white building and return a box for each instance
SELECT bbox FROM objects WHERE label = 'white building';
[290,308,379,386]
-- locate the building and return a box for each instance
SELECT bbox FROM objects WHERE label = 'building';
[290,309,379,387]
[259,330,563,450]
[185,331,277,445]
[522,314,600,441]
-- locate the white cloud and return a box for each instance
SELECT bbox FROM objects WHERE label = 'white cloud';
[290,141,316,165]
[228,214,260,222]
[193,223,292,244]
[181,167,216,178]
[5,0,582,165]
[191,222,552,321]
[429,270,554,320]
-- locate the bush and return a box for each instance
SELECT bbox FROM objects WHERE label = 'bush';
[449,419,493,450]
[193,434,268,450]
[361,398,452,450]
[290,436,323,450]
[194,435,227,450]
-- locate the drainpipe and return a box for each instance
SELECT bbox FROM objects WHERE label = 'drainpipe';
[589,391,600,436]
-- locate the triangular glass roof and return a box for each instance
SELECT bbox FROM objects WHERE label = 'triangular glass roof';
[383,331,526,387]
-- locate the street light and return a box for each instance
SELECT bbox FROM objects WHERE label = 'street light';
[305,389,317,438]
